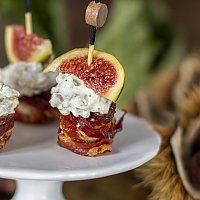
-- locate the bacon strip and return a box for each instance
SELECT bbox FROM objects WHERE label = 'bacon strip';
[0,114,14,137]
[14,91,59,123]
[58,103,126,156]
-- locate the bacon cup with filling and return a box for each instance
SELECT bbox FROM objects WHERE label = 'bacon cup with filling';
[0,82,19,149]
[45,48,125,156]
[0,62,58,123]
[2,25,59,123]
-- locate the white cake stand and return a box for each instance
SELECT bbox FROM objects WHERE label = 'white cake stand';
[0,111,160,200]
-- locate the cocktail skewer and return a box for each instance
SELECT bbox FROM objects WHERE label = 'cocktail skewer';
[25,0,33,34]
[85,0,108,66]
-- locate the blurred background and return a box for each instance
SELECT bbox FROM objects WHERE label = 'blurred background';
[0,0,199,199]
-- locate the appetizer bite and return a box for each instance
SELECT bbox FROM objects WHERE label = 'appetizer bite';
[0,25,59,123]
[45,48,125,156]
[0,82,19,149]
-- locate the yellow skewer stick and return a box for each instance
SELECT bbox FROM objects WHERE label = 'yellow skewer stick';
[88,44,94,66]
[25,12,33,34]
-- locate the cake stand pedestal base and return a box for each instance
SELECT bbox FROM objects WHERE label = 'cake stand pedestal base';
[0,113,160,200]
[12,180,65,200]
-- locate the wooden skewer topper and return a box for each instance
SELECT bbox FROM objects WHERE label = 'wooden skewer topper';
[86,1,108,66]
[85,1,108,28]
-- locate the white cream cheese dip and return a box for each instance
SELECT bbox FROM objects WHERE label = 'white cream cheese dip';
[0,62,56,96]
[50,73,112,118]
[0,82,19,116]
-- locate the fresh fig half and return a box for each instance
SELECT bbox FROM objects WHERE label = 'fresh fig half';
[5,25,52,63]
[44,48,125,102]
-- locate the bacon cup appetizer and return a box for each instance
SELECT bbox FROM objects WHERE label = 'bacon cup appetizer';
[0,82,19,149]
[1,62,58,123]
[1,25,59,123]
[45,48,125,156]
